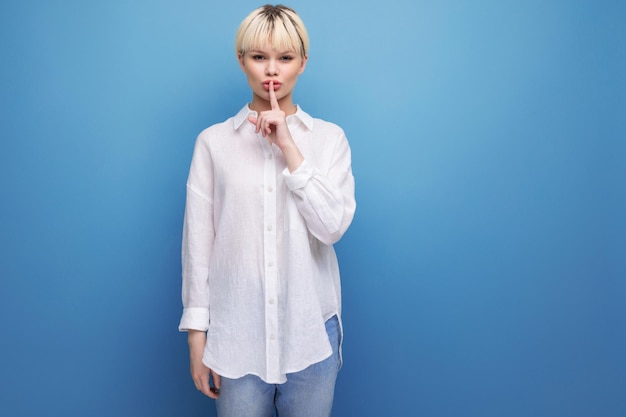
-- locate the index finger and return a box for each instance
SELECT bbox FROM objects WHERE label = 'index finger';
[269,81,280,110]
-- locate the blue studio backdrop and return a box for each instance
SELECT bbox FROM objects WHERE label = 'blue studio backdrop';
[1,0,624,416]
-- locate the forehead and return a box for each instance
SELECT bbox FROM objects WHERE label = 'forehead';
[243,35,301,52]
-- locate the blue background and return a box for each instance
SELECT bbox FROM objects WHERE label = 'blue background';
[1,0,624,416]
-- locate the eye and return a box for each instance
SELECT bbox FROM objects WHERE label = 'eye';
[252,55,265,61]
[280,56,294,62]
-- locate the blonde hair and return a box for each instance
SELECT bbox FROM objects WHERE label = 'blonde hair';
[235,5,309,57]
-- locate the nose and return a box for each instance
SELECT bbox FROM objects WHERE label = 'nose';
[266,59,278,76]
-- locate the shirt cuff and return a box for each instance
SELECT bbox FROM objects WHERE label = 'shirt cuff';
[283,159,313,190]
[178,307,210,332]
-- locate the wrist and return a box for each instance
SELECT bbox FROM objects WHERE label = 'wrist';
[278,141,304,171]
[188,330,207,344]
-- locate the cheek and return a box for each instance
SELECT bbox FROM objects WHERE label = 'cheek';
[286,68,300,81]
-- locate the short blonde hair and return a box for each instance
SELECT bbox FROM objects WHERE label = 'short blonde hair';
[235,5,309,57]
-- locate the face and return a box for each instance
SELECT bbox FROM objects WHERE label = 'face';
[238,44,307,110]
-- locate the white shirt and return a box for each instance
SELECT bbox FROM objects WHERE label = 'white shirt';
[179,104,356,384]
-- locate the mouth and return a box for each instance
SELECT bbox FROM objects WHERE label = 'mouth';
[263,81,281,91]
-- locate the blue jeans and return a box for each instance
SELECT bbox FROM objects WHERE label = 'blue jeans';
[215,315,341,417]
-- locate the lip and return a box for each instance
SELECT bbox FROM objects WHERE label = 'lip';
[263,81,281,90]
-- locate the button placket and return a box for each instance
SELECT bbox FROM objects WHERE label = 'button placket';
[261,140,280,380]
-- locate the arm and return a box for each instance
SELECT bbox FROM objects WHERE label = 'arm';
[179,135,214,331]
[249,81,356,244]
[179,132,220,398]
[283,133,356,245]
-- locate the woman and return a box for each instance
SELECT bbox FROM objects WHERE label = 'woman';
[179,5,356,416]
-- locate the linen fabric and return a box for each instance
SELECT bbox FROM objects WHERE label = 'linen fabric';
[215,315,341,417]
[179,104,355,384]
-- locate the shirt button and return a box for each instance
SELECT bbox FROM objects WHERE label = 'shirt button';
[267,186,273,192]
[270,334,276,341]
[267,225,273,231]
[269,298,275,305]
[268,154,273,160]
[268,261,274,267]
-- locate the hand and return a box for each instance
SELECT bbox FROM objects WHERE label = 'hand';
[248,81,304,172]
[188,330,221,399]
[248,81,292,147]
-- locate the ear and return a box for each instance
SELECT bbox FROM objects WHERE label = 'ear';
[298,55,308,75]
[237,52,246,72]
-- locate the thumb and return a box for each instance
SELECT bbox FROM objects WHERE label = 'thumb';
[212,371,221,389]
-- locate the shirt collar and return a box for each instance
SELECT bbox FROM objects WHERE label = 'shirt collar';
[233,104,314,131]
